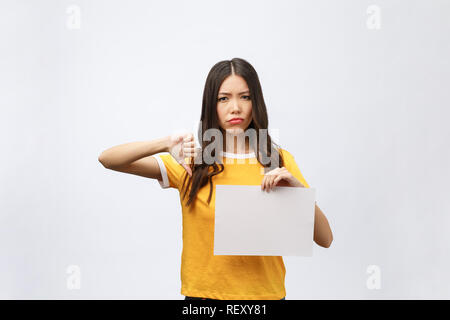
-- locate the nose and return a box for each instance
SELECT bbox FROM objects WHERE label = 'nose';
[230,98,241,113]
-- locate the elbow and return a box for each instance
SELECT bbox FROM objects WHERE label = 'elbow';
[98,153,111,168]
[322,238,333,248]
[318,234,333,248]
[323,235,333,248]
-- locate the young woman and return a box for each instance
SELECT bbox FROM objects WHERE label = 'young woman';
[98,58,333,300]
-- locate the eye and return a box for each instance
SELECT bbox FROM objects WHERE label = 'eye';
[242,95,251,100]
[218,97,227,102]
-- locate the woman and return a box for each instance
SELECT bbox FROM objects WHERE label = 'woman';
[98,58,333,300]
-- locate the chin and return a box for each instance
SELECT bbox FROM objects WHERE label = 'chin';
[225,127,246,135]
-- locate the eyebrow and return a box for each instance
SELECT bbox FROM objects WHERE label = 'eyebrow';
[218,90,250,95]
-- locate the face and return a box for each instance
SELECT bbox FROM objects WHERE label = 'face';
[216,75,253,136]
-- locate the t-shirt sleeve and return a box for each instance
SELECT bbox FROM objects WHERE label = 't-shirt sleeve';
[153,153,187,190]
[279,148,310,188]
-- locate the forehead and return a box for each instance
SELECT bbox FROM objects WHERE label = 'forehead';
[219,75,249,92]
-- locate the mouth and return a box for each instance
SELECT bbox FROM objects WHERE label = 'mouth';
[228,118,244,124]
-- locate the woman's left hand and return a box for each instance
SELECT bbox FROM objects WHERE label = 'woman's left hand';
[261,167,304,192]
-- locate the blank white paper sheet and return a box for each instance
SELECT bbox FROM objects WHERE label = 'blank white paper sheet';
[214,185,316,256]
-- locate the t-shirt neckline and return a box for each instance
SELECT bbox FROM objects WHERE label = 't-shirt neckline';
[218,151,256,159]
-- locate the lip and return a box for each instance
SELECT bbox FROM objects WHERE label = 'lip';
[228,118,244,124]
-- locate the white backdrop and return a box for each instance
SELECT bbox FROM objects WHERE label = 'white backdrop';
[1,0,449,299]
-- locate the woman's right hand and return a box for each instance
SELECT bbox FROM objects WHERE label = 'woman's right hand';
[167,132,199,177]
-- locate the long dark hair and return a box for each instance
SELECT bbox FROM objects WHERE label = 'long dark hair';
[180,58,284,207]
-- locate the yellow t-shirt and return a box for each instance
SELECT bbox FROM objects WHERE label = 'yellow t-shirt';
[153,148,310,300]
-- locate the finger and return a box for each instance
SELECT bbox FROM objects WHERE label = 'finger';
[267,173,277,192]
[273,175,283,187]
[172,136,183,151]
[273,176,283,187]
[268,176,274,191]
[184,148,199,158]
[272,174,282,190]
[171,133,183,142]
[183,147,196,155]
[183,144,196,150]
[183,141,195,147]
[265,175,274,191]
[263,168,276,191]
[270,175,278,191]
[266,176,271,191]
[266,175,275,192]
[184,133,194,142]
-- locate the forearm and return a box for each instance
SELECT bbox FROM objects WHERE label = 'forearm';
[313,204,333,248]
[98,136,170,168]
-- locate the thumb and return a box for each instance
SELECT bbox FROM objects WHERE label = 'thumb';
[181,162,192,177]
[179,156,192,177]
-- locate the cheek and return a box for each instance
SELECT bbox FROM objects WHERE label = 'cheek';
[216,106,226,123]
[246,105,253,118]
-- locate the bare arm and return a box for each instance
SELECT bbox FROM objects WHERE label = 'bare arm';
[313,204,333,248]
[98,136,170,179]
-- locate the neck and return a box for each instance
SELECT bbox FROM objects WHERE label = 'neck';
[223,131,252,154]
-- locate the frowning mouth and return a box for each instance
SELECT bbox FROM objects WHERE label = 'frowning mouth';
[228,118,243,124]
